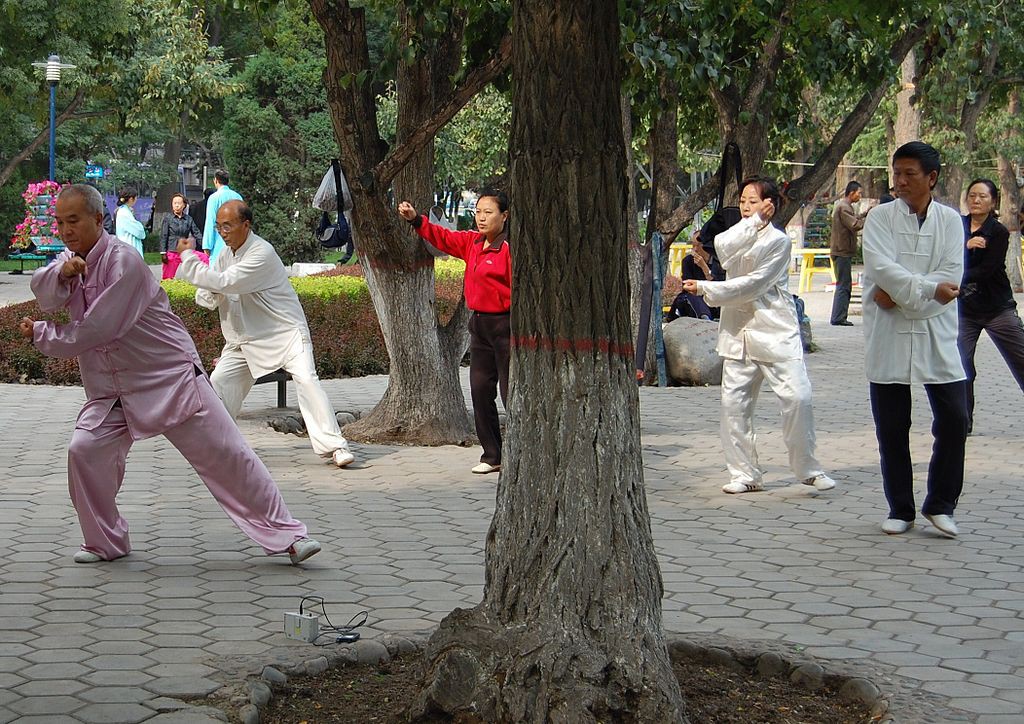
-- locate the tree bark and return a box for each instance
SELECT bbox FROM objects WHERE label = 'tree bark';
[998,91,1022,293]
[894,48,921,146]
[411,1,686,721]
[310,0,498,445]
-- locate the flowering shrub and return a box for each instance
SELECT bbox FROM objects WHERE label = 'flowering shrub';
[10,181,62,250]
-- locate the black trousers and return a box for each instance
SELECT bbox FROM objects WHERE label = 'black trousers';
[830,255,853,324]
[958,308,1024,431]
[469,312,510,465]
[869,381,968,521]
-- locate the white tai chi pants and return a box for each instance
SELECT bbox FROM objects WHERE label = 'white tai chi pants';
[68,376,307,560]
[720,357,824,486]
[211,343,349,457]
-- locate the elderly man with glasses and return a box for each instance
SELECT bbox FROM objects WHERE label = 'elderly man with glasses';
[176,200,356,469]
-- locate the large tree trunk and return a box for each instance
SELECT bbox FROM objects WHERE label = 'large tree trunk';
[310,0,491,445]
[895,48,921,145]
[998,90,1022,293]
[411,0,686,721]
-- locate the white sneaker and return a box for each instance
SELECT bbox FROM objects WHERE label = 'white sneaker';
[332,448,355,468]
[722,480,764,494]
[803,474,836,491]
[73,550,104,564]
[924,513,958,538]
[471,462,501,474]
[881,518,914,535]
[288,538,322,565]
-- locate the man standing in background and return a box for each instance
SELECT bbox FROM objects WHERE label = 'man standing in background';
[830,180,866,326]
[203,169,243,262]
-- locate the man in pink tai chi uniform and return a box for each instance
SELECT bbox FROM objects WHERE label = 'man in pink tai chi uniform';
[16,184,322,565]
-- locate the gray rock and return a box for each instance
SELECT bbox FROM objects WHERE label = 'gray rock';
[704,647,744,672]
[790,662,825,689]
[667,640,702,660]
[240,704,260,724]
[394,636,419,655]
[662,317,723,386]
[261,666,288,686]
[840,677,882,705]
[354,639,390,665]
[335,412,357,425]
[304,656,330,676]
[249,680,272,708]
[756,652,789,677]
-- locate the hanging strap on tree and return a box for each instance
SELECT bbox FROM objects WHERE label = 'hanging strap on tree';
[651,231,667,388]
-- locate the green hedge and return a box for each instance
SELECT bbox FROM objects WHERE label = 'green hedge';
[0,263,468,385]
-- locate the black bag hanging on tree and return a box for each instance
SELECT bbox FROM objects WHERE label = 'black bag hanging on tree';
[698,141,743,270]
[319,159,353,256]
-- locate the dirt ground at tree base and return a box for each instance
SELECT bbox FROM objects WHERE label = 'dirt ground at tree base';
[259,653,873,724]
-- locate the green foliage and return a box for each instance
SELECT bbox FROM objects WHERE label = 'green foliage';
[220,4,333,265]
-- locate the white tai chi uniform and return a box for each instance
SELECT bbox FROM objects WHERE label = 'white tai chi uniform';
[697,214,825,487]
[177,232,350,458]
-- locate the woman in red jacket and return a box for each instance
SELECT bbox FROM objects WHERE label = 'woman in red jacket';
[398,190,511,474]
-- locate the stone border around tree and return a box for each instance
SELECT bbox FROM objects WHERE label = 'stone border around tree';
[177,631,921,724]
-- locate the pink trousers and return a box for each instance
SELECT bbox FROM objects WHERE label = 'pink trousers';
[68,375,307,560]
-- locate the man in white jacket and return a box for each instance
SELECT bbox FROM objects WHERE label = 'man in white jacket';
[684,177,835,495]
[862,141,967,538]
[176,200,355,468]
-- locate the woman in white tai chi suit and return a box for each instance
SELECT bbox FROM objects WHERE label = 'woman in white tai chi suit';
[683,176,836,495]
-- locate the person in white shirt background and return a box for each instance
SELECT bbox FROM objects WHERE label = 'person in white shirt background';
[862,141,967,539]
[115,187,147,257]
[683,176,836,496]
[176,200,356,468]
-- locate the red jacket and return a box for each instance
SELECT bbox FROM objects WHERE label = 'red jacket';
[413,216,511,313]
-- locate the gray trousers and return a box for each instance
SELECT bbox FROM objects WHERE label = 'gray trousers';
[958,307,1024,429]
[830,255,853,324]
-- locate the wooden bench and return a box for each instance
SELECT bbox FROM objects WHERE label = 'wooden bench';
[7,252,48,275]
[254,369,291,408]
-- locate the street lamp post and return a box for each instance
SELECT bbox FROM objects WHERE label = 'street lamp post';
[31,54,77,182]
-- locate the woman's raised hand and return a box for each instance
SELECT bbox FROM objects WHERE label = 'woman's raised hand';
[757,198,775,220]
[397,201,418,221]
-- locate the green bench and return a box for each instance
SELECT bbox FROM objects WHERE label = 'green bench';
[7,253,49,275]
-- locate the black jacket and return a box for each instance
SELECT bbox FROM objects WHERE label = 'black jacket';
[160,213,203,254]
[960,214,1015,317]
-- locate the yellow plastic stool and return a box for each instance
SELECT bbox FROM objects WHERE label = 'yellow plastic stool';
[797,251,837,293]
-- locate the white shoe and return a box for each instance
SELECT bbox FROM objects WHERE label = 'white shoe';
[722,480,764,494]
[924,513,958,538]
[803,474,836,491]
[288,538,322,565]
[471,462,501,474]
[881,518,914,535]
[332,448,355,468]
[73,550,104,564]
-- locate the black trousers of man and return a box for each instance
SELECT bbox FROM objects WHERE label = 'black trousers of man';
[869,381,968,522]
[469,312,510,465]
[830,255,853,325]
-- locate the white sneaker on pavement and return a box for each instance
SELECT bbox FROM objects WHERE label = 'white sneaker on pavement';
[471,462,501,474]
[73,550,104,564]
[924,513,958,538]
[332,449,355,468]
[288,538,322,565]
[722,480,764,494]
[881,518,914,535]
[803,474,836,491]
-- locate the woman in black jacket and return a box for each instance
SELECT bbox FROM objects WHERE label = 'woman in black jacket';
[957,178,1024,433]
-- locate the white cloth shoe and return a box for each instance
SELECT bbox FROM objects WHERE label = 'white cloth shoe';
[471,462,501,474]
[924,513,958,538]
[332,448,355,467]
[803,474,836,491]
[722,480,764,494]
[288,538,322,565]
[881,518,914,535]
[73,550,104,564]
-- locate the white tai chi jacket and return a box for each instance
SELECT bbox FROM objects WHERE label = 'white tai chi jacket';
[176,232,309,378]
[861,198,965,385]
[700,214,803,363]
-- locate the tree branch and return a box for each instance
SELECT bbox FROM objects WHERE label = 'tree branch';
[741,12,791,114]
[657,171,722,239]
[775,19,931,226]
[373,32,512,189]
[0,89,96,188]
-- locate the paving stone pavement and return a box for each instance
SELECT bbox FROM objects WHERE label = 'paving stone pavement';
[1,281,1024,722]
